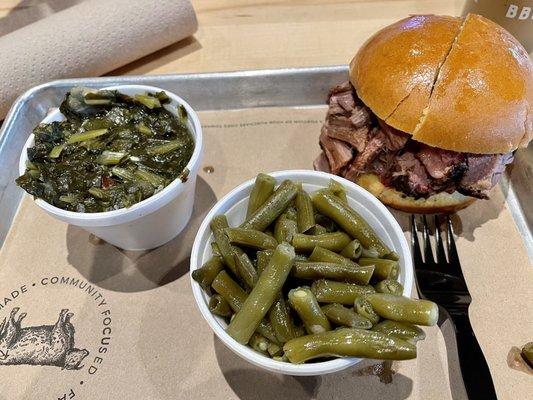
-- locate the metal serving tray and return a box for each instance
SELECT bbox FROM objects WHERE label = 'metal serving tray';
[1,66,531,259]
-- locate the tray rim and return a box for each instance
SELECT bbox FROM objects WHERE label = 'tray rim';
[0,65,531,261]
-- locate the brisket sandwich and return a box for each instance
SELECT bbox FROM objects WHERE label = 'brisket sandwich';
[315,14,532,213]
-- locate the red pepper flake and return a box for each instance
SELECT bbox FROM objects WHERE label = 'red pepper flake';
[101,175,114,189]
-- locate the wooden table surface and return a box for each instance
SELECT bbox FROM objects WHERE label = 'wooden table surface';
[0,0,467,75]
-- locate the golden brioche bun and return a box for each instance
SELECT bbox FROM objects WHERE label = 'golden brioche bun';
[350,14,532,154]
[356,174,476,214]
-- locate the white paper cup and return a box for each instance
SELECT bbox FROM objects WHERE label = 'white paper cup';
[190,170,413,376]
[18,85,203,250]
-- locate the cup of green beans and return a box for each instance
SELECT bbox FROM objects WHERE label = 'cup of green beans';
[190,170,435,376]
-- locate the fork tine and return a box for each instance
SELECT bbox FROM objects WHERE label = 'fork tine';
[434,215,447,265]
[422,215,435,265]
[410,215,424,267]
[446,215,461,268]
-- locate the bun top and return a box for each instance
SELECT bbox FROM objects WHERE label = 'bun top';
[350,14,532,154]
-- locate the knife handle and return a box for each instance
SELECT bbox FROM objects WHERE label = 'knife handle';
[451,313,497,400]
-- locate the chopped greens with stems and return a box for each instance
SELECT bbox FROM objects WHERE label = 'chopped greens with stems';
[16,87,194,213]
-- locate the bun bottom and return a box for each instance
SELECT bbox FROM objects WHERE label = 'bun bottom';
[355,174,476,214]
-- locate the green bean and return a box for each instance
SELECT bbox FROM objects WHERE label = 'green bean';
[241,180,298,231]
[273,354,288,362]
[265,230,275,238]
[67,128,108,144]
[211,270,279,343]
[226,228,278,250]
[250,333,269,354]
[269,296,296,343]
[211,270,247,311]
[211,242,221,257]
[227,243,295,344]
[292,261,374,285]
[372,320,426,343]
[309,246,356,267]
[321,303,372,329]
[315,214,337,232]
[233,248,258,288]
[258,322,281,346]
[283,328,416,363]
[209,294,232,317]
[359,258,399,280]
[191,256,224,292]
[267,342,283,357]
[292,232,351,253]
[385,251,400,261]
[210,215,238,275]
[295,189,315,233]
[361,247,380,258]
[256,249,274,275]
[311,190,391,257]
[308,224,327,235]
[288,287,331,334]
[146,139,185,155]
[97,150,127,165]
[311,279,375,305]
[294,254,308,262]
[366,293,439,326]
[521,342,533,368]
[328,179,348,204]
[354,296,380,325]
[293,324,306,338]
[284,207,298,222]
[375,279,404,296]
[247,173,276,218]
[274,214,298,244]
[340,239,362,260]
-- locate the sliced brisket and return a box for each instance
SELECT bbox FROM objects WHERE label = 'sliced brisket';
[343,128,386,181]
[316,81,513,201]
[368,151,396,179]
[323,81,372,153]
[319,128,352,174]
[313,152,331,173]
[350,106,371,129]
[328,81,352,97]
[416,145,466,180]
[327,115,354,129]
[457,153,513,199]
[378,119,410,151]
[326,126,369,153]
[335,91,356,112]
[391,152,433,198]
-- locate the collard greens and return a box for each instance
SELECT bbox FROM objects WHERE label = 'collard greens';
[16,87,194,213]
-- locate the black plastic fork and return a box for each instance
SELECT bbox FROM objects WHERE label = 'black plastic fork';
[411,215,497,400]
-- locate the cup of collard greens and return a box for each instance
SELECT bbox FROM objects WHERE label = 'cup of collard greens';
[17,85,203,250]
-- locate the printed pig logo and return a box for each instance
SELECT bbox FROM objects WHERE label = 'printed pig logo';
[0,307,89,370]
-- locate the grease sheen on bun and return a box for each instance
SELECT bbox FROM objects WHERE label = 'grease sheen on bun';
[350,13,533,154]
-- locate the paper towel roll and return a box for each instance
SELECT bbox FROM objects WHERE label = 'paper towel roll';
[0,0,198,118]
